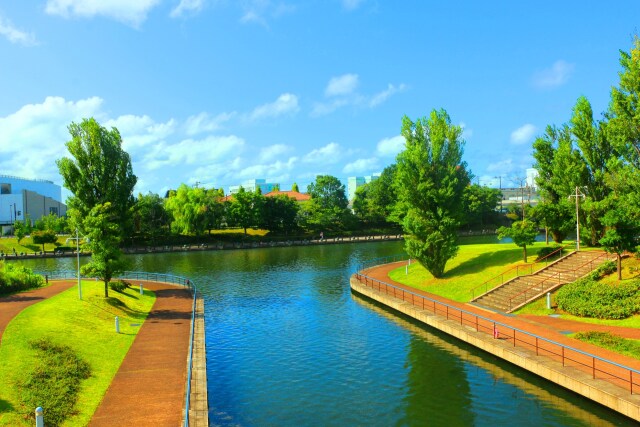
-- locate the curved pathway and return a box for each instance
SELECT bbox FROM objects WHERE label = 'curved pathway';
[363,262,640,371]
[89,281,193,427]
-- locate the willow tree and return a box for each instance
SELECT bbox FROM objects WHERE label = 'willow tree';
[395,110,470,278]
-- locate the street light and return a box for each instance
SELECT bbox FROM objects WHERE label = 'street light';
[568,187,586,251]
[76,228,82,300]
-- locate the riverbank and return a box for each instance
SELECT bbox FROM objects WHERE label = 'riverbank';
[352,263,640,422]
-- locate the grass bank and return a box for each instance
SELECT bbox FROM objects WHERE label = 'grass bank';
[0,281,155,427]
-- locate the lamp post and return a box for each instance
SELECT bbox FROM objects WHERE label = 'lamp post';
[76,228,82,300]
[494,176,503,213]
[568,187,586,251]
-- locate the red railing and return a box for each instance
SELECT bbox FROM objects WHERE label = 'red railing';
[354,271,640,395]
[470,246,566,300]
[507,251,613,311]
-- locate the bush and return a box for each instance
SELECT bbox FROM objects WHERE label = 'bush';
[0,263,45,296]
[19,338,91,426]
[587,260,617,280]
[535,246,562,261]
[574,331,640,359]
[109,279,131,293]
[556,278,640,319]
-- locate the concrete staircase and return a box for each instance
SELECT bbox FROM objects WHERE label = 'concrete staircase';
[471,251,614,313]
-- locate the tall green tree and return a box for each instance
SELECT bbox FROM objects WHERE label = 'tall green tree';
[134,192,170,243]
[353,165,399,226]
[395,110,471,278]
[80,203,126,297]
[31,229,58,252]
[261,195,299,233]
[164,184,224,236]
[609,36,640,169]
[228,187,264,235]
[57,118,137,238]
[461,184,502,228]
[305,175,352,231]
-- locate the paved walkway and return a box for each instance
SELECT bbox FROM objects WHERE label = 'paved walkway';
[0,280,194,426]
[363,262,640,371]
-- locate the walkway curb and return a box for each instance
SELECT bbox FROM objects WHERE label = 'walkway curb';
[188,294,209,426]
[351,276,640,422]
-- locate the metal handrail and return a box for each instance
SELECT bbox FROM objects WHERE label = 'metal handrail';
[184,286,197,427]
[507,251,612,311]
[470,246,566,300]
[354,270,640,394]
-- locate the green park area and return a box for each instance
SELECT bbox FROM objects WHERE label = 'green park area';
[0,280,155,427]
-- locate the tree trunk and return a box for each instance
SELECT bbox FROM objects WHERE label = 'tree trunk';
[618,253,622,281]
[523,245,527,263]
[104,281,109,298]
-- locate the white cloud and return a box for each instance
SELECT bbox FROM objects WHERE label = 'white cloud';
[45,0,162,27]
[343,157,379,174]
[486,158,514,174]
[184,111,235,135]
[310,99,349,117]
[376,135,404,157]
[248,93,299,121]
[325,73,359,97]
[0,16,37,46]
[533,60,575,89]
[259,144,291,162]
[170,0,205,18]
[510,124,537,145]
[303,142,343,165]
[460,122,473,139]
[0,96,104,182]
[105,114,176,152]
[236,157,297,180]
[239,1,295,26]
[342,0,365,10]
[369,83,406,107]
[144,134,245,171]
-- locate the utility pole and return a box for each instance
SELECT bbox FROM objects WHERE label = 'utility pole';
[494,176,503,213]
[511,176,527,221]
[568,186,586,251]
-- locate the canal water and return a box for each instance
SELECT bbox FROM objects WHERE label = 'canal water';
[20,241,635,426]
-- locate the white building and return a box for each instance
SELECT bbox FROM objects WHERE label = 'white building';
[0,175,67,228]
[347,173,381,201]
[228,179,279,195]
[526,168,539,190]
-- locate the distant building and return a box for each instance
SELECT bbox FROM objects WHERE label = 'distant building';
[526,168,539,190]
[229,179,279,195]
[0,175,67,228]
[347,173,381,201]
[264,190,310,202]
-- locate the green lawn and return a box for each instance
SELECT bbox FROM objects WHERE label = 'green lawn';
[388,242,552,302]
[0,281,155,427]
[0,235,77,255]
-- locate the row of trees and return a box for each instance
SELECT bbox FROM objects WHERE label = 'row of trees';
[529,38,640,278]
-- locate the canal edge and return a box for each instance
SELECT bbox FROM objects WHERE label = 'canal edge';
[189,294,209,426]
[350,276,640,423]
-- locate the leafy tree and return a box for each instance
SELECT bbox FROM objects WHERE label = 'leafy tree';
[261,194,299,233]
[57,118,137,239]
[80,203,126,297]
[609,36,640,169]
[353,165,399,226]
[291,182,299,192]
[228,187,264,235]
[31,229,58,252]
[305,175,351,231]
[34,213,68,234]
[134,192,170,243]
[13,219,30,244]
[532,125,586,243]
[164,184,224,236]
[461,184,502,228]
[497,220,539,262]
[395,110,471,277]
[571,96,617,246]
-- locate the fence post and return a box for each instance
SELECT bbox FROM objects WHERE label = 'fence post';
[140,284,144,295]
[35,407,44,427]
[115,316,120,334]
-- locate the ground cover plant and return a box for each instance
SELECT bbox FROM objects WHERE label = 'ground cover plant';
[0,281,155,426]
[574,331,640,360]
[388,240,548,302]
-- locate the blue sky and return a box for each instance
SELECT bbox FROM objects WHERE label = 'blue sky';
[0,1,639,197]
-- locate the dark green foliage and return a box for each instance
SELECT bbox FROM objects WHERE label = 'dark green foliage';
[535,245,563,262]
[31,229,58,251]
[586,260,617,280]
[556,278,640,319]
[19,338,91,426]
[461,184,502,228]
[0,263,44,296]
[497,220,538,262]
[574,331,640,359]
[109,279,131,293]
[305,175,352,231]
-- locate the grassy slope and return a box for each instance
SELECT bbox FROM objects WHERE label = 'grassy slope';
[388,240,549,302]
[0,235,73,255]
[0,281,156,427]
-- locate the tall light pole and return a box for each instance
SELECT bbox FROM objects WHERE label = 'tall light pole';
[494,176,503,212]
[568,187,586,251]
[76,228,82,300]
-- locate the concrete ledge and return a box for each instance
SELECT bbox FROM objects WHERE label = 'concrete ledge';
[189,295,209,426]
[351,277,640,422]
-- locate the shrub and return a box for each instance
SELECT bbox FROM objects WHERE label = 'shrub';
[19,338,91,426]
[0,263,45,296]
[535,246,562,261]
[574,331,640,359]
[109,279,131,293]
[556,278,640,319]
[587,260,617,280]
